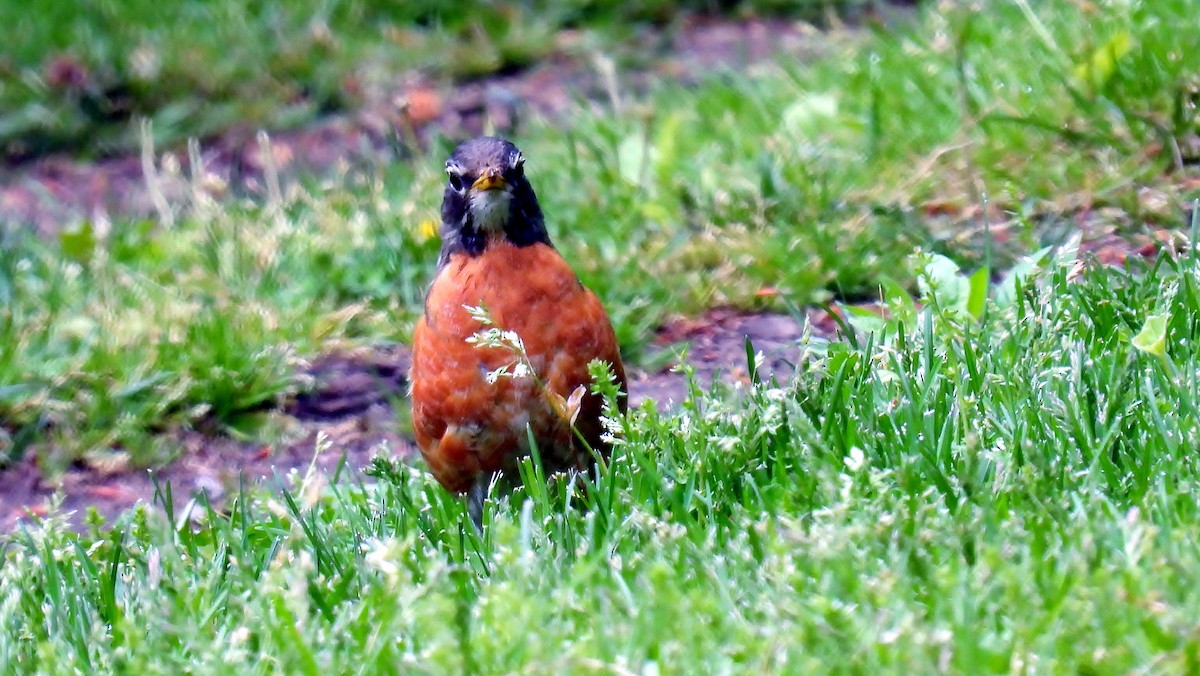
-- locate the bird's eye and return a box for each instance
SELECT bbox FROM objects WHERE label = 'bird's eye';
[511,153,525,174]
[447,171,465,192]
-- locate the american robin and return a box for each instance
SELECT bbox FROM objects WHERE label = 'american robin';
[409,136,627,527]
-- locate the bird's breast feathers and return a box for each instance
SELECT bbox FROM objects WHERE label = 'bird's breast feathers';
[422,241,586,337]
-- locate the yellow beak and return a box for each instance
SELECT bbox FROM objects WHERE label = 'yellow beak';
[471,170,507,192]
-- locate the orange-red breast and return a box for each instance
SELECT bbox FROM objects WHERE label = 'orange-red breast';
[409,136,627,527]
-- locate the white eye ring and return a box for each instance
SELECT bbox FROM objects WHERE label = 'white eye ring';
[445,164,466,191]
[511,153,524,170]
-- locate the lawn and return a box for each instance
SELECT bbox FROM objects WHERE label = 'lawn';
[6,222,1200,672]
[0,0,881,161]
[2,0,1200,671]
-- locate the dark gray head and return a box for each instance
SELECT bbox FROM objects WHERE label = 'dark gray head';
[438,136,550,266]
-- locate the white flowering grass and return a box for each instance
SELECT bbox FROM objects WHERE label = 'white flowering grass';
[1,0,1199,670]
[5,230,1200,672]
[463,302,592,429]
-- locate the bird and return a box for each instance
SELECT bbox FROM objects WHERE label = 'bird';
[409,136,627,528]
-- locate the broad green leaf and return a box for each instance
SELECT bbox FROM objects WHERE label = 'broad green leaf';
[844,304,889,338]
[617,132,651,186]
[58,315,99,343]
[995,245,1053,309]
[59,221,96,264]
[918,254,969,313]
[638,201,674,224]
[1073,31,1133,90]
[653,111,686,186]
[878,276,917,327]
[879,276,915,310]
[782,92,839,139]
[1132,312,1169,357]
[1052,232,1083,268]
[967,266,990,320]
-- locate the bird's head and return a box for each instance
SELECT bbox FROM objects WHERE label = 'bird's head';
[439,136,549,264]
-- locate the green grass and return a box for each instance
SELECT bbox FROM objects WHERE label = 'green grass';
[5,220,1200,672]
[0,0,1195,470]
[0,197,440,471]
[3,0,1198,470]
[0,0,882,161]
[2,1,1200,669]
